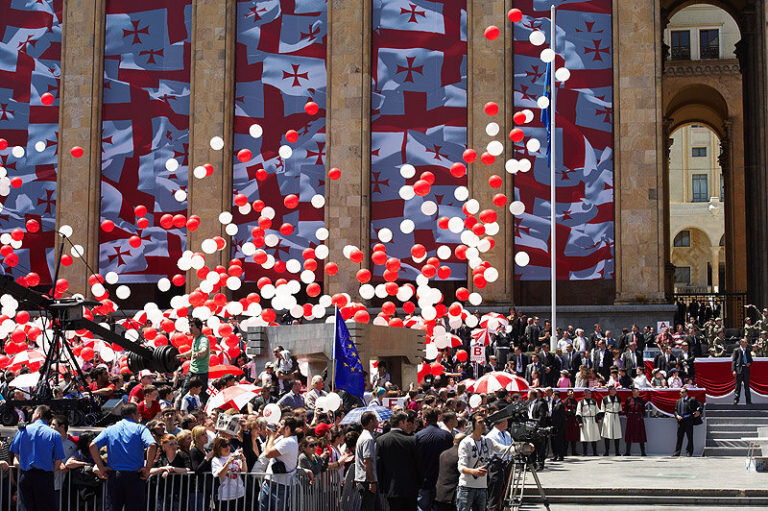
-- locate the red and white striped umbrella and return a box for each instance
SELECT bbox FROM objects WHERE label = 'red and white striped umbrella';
[8,350,45,372]
[205,384,261,413]
[480,313,509,330]
[505,376,530,393]
[471,328,491,346]
[468,371,526,394]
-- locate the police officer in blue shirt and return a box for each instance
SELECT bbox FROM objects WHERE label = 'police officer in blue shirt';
[89,402,158,511]
[9,405,66,511]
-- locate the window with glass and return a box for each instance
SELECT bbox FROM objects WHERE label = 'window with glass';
[671,30,691,60]
[675,266,691,284]
[692,174,708,202]
[674,230,691,247]
[700,29,719,59]
[692,147,707,157]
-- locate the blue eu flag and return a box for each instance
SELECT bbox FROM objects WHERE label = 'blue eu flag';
[333,309,364,398]
[541,61,552,155]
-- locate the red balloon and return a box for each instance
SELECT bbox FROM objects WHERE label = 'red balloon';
[41,92,54,105]
[15,311,29,324]
[413,180,431,197]
[356,269,371,283]
[10,177,22,189]
[186,216,201,231]
[513,111,527,125]
[25,272,40,287]
[462,149,477,163]
[61,254,73,266]
[481,152,495,165]
[411,244,426,259]
[479,209,497,224]
[488,175,502,189]
[385,257,401,272]
[325,262,338,275]
[101,219,115,232]
[389,318,404,328]
[420,171,435,185]
[437,216,450,230]
[10,228,23,241]
[235,193,248,207]
[456,287,470,301]
[173,214,186,229]
[329,167,341,180]
[381,301,396,315]
[128,235,141,248]
[450,162,466,178]
[71,146,84,158]
[55,278,69,292]
[484,101,499,116]
[371,250,387,266]
[256,168,268,181]
[484,26,500,41]
[473,274,487,289]
[456,349,468,362]
[304,101,319,115]
[25,219,39,233]
[349,248,364,263]
[283,194,299,209]
[509,128,524,142]
[437,266,451,280]
[134,205,147,217]
[285,130,299,143]
[421,264,437,278]
[403,301,416,314]
[353,310,370,324]
[508,8,523,23]
[279,223,294,236]
[172,274,185,286]
[493,193,507,207]
[306,282,321,297]
[237,149,252,163]
[81,347,95,361]
[430,362,445,377]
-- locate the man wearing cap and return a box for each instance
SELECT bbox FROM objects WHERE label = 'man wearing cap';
[304,375,327,411]
[128,370,154,404]
[484,415,513,511]
[90,403,157,511]
[184,318,210,404]
[732,338,753,405]
[10,405,65,511]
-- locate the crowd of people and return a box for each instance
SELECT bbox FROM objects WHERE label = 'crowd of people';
[0,302,759,511]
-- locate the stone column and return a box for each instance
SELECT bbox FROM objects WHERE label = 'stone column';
[55,0,105,294]
[711,246,720,292]
[466,0,510,303]
[324,0,371,296]
[613,0,666,304]
[186,0,235,290]
[737,4,768,304]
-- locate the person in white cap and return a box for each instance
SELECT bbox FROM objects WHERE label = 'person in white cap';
[128,370,154,404]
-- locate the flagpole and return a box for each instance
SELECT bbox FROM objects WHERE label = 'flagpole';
[331,307,338,392]
[550,4,557,351]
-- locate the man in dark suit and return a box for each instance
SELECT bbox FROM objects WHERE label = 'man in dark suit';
[377,411,422,511]
[560,344,581,383]
[591,340,611,380]
[511,346,529,378]
[434,434,464,511]
[673,388,702,456]
[732,338,753,405]
[524,318,541,351]
[620,342,640,375]
[550,390,566,461]
[415,407,453,511]
[587,323,603,354]
[525,354,543,384]
[539,343,559,387]
[654,346,676,373]
[527,389,549,470]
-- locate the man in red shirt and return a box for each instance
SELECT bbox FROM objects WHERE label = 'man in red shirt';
[89,367,115,399]
[137,385,161,423]
[128,370,154,404]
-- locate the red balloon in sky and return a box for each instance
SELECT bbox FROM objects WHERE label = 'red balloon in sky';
[285,130,299,143]
[481,152,495,165]
[493,193,508,207]
[484,102,499,116]
[283,194,299,209]
[25,219,39,233]
[135,205,147,217]
[463,149,477,163]
[10,177,22,189]
[101,219,114,232]
[237,149,252,163]
[450,162,466,178]
[304,101,319,115]
[488,175,503,189]
[128,235,141,248]
[0,139,7,150]
[513,111,527,125]
[508,8,523,23]
[509,128,524,142]
[328,167,341,180]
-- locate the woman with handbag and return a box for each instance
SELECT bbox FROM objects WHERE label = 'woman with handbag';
[212,437,247,511]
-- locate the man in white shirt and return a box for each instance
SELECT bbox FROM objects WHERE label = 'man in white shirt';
[355,411,379,511]
[457,415,524,511]
[261,416,300,504]
[484,417,513,511]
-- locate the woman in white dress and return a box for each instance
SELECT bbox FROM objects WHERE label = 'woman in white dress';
[600,385,622,456]
[576,388,601,456]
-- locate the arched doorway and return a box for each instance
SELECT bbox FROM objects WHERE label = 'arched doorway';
[661,0,766,307]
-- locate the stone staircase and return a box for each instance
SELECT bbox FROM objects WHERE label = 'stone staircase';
[704,403,768,456]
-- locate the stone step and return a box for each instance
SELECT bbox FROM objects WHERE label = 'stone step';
[703,446,751,456]
[706,403,768,411]
[706,438,753,447]
[706,422,766,431]
[705,418,768,427]
[706,409,768,418]
[709,430,759,439]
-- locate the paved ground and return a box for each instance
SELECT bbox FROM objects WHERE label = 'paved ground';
[528,455,765,490]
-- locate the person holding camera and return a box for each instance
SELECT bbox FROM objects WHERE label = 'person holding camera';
[457,414,527,511]
[260,416,301,511]
[212,436,246,510]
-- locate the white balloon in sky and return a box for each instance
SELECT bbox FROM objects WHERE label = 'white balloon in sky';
[485,122,500,137]
[249,124,263,138]
[556,67,571,82]
[165,158,179,172]
[515,251,530,267]
[400,164,416,179]
[529,31,546,46]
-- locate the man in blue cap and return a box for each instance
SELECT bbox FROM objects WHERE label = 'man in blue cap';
[9,405,65,511]
[90,402,157,511]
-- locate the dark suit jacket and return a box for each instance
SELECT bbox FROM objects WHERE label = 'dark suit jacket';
[731,346,753,373]
[551,400,566,430]
[654,352,676,373]
[511,352,529,377]
[620,350,640,373]
[414,424,453,491]
[525,362,542,384]
[525,325,541,346]
[435,445,460,505]
[531,398,549,427]
[674,396,702,420]
[592,349,612,378]
[376,429,422,498]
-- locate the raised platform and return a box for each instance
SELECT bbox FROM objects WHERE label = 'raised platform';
[522,456,768,509]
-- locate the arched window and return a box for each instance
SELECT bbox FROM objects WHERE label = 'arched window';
[674,230,691,247]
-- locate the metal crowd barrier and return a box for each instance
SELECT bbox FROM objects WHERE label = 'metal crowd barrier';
[0,465,344,511]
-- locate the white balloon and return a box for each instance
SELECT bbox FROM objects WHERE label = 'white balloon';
[505,159,519,174]
[400,164,416,179]
[315,227,329,241]
[373,316,388,326]
[263,403,281,425]
[487,140,504,156]
[526,138,541,153]
[238,202,251,216]
[58,225,73,238]
[421,201,437,216]
[311,194,325,208]
[290,305,303,318]
[11,146,24,158]
[540,48,555,63]
[193,166,207,179]
[464,199,479,215]
[448,217,464,233]
[425,343,438,360]
[469,292,482,306]
[325,392,342,411]
[434,334,450,349]
[249,124,263,138]
[469,394,482,408]
[315,396,328,411]
[91,283,105,297]
[219,212,233,224]
[165,158,179,172]
[116,285,131,300]
[530,31,546,46]
[265,234,279,247]
[315,245,329,259]
[227,276,242,291]
[399,185,415,201]
[105,271,119,285]
[359,284,375,300]
[537,96,550,110]
[157,278,171,292]
[71,244,85,258]
[279,145,293,159]
[454,186,469,201]
[34,141,46,152]
[485,122,499,137]
[225,223,238,236]
[285,259,301,273]
[378,228,393,243]
[201,238,217,254]
[556,67,571,82]
[319,295,332,308]
[484,267,499,283]
[174,189,187,202]
[515,251,530,267]
[437,245,451,260]
[210,136,224,150]
[519,159,532,172]
[509,201,525,216]
[400,219,415,234]
[262,207,275,219]
[422,307,436,321]
[374,284,388,299]
[523,109,534,123]
[300,269,315,284]
[485,222,499,236]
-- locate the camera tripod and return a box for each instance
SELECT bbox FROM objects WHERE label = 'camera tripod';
[504,454,550,511]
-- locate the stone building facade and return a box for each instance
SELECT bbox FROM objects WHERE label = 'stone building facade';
[5,0,767,324]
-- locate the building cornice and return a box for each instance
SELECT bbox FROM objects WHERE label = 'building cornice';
[664,58,741,77]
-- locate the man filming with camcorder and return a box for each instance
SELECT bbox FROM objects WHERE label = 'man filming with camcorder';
[456,413,533,511]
